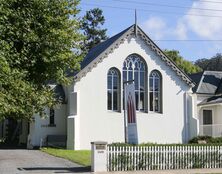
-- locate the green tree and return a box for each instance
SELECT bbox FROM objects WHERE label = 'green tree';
[164,50,202,74]
[0,0,84,120]
[81,8,108,51]
[195,53,222,71]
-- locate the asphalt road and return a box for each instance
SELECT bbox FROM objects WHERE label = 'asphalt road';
[0,149,90,174]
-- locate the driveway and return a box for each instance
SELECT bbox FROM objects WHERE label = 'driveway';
[0,149,90,174]
[1,150,222,174]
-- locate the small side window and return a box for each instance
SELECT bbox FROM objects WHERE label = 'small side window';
[107,68,121,111]
[49,108,55,126]
[149,70,162,113]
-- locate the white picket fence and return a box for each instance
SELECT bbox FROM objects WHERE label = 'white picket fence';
[107,145,222,171]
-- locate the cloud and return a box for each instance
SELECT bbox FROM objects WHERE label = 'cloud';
[139,1,222,60]
[141,0,222,41]
[174,20,188,39]
[183,1,222,39]
[141,16,167,40]
[141,16,187,40]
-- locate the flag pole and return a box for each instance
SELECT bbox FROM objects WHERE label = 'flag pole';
[134,9,137,37]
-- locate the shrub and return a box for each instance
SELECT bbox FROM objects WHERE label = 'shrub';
[109,142,134,147]
[188,136,222,144]
[209,137,222,143]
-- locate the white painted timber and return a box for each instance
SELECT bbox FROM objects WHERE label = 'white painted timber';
[69,36,193,150]
[28,104,67,147]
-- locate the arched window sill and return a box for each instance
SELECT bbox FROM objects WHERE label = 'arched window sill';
[148,111,163,115]
[107,110,122,113]
[121,110,148,114]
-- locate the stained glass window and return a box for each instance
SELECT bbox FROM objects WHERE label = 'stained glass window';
[123,54,147,111]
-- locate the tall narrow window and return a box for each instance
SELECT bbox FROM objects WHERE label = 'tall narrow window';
[49,108,55,125]
[202,110,212,136]
[123,54,147,111]
[149,70,162,113]
[107,68,120,111]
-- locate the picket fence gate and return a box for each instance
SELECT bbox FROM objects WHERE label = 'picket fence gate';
[107,145,222,171]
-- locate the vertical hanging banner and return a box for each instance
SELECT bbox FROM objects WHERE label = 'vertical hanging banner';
[124,83,138,144]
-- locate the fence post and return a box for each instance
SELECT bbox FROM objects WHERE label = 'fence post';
[91,141,108,172]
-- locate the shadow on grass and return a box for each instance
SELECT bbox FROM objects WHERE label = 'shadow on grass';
[18,166,91,173]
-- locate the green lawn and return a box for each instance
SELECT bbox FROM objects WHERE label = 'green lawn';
[41,148,91,166]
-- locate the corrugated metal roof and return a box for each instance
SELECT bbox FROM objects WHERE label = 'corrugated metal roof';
[189,72,203,92]
[73,24,194,86]
[80,25,133,70]
[198,95,222,106]
[216,80,222,94]
[190,71,222,94]
[67,25,133,77]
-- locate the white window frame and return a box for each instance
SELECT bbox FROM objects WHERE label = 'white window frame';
[123,54,147,112]
[149,70,162,113]
[107,68,120,111]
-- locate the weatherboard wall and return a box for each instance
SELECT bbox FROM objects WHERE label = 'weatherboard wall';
[69,36,193,150]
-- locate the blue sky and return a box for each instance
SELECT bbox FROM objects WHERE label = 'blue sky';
[79,0,222,62]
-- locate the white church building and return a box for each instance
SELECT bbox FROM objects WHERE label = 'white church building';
[2,24,221,150]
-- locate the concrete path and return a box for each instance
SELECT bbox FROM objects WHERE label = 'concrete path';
[0,149,90,174]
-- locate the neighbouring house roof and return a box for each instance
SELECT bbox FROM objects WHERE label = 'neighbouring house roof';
[198,95,222,106]
[216,80,222,94]
[189,72,203,93]
[189,71,222,94]
[74,24,195,87]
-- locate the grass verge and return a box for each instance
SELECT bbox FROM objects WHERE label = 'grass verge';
[41,147,91,166]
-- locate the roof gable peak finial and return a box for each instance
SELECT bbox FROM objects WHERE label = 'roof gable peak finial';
[134,9,137,37]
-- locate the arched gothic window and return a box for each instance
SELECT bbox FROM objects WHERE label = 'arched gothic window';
[149,70,162,113]
[107,68,120,111]
[123,54,147,111]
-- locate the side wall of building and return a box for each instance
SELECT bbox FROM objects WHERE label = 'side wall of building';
[28,104,67,147]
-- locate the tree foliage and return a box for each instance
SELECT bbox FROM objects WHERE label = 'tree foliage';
[164,50,202,74]
[0,0,84,120]
[195,53,222,71]
[81,8,108,52]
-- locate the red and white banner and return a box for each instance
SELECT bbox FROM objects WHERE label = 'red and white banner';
[127,94,136,124]
[124,83,138,144]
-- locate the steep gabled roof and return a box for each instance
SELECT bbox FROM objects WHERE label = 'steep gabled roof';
[190,71,222,94]
[74,24,194,87]
[81,25,133,70]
